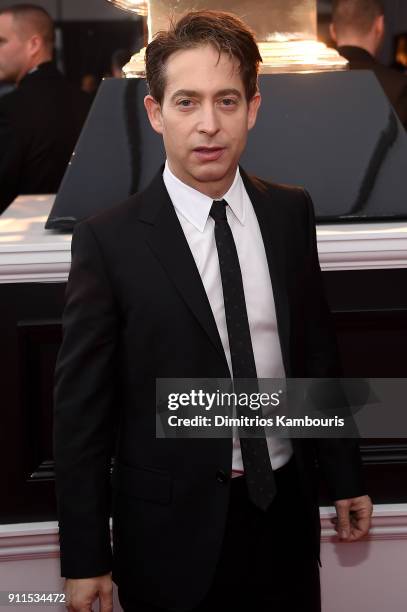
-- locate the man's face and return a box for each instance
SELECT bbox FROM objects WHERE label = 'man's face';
[144,44,261,198]
[0,13,30,83]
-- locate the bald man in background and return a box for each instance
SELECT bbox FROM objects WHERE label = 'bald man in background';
[0,4,91,212]
[330,0,407,129]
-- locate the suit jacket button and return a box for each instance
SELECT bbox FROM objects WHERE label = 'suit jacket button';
[216,470,229,483]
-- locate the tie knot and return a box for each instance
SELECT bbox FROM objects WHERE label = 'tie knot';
[210,200,227,222]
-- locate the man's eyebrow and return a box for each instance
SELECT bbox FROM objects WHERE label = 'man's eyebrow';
[171,89,199,101]
[216,89,243,98]
[170,88,243,101]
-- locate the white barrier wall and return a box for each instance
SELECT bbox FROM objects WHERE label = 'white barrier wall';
[320,504,407,612]
[1,505,406,612]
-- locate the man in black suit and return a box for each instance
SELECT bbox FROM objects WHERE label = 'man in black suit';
[53,10,373,612]
[330,0,407,128]
[0,4,91,212]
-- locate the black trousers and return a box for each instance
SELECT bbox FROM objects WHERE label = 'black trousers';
[118,457,321,612]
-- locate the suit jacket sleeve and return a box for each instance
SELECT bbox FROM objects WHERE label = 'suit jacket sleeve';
[302,189,367,501]
[53,220,118,578]
[0,101,22,211]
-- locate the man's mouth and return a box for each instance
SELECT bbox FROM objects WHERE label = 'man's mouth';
[193,147,226,162]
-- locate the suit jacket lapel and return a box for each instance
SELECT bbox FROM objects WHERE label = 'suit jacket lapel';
[137,170,229,371]
[240,168,292,376]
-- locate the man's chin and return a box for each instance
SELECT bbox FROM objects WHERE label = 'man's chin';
[190,164,234,184]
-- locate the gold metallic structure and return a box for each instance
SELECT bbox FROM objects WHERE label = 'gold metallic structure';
[106,0,347,77]
[106,0,148,16]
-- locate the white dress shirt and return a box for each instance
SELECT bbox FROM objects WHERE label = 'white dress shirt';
[163,161,293,472]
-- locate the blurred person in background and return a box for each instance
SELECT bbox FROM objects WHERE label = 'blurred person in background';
[111,48,132,78]
[0,3,91,213]
[393,34,407,74]
[330,0,407,128]
[81,72,99,98]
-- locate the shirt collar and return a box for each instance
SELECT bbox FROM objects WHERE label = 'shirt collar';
[163,160,246,232]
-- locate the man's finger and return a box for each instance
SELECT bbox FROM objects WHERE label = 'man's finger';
[350,515,371,540]
[335,501,351,539]
[67,604,92,612]
[99,590,113,612]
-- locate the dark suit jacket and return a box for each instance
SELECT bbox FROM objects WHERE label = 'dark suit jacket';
[53,168,366,611]
[0,61,91,212]
[339,45,407,129]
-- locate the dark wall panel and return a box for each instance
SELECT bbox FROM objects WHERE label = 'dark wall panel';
[1,269,406,522]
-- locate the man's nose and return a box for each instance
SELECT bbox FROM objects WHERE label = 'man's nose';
[197,104,220,135]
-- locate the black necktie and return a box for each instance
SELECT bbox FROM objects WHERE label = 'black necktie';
[210,199,277,510]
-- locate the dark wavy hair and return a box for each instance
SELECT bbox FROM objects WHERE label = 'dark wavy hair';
[145,10,262,104]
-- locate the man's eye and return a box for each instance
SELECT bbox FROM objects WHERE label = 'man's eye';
[178,99,193,107]
[221,98,237,107]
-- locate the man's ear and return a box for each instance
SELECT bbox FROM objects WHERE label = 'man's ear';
[329,23,337,44]
[375,14,385,46]
[27,35,42,58]
[144,95,164,135]
[247,92,261,131]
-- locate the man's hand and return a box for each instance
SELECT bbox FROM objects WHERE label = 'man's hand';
[331,495,373,542]
[65,573,113,612]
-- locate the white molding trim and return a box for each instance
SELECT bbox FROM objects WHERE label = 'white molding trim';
[317,223,407,271]
[0,261,71,284]
[0,522,60,562]
[1,197,407,283]
[0,196,71,284]
[1,505,407,561]
[320,503,407,542]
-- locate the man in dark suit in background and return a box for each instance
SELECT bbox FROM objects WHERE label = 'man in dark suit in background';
[0,4,91,212]
[330,0,407,128]
[54,10,373,612]
[111,49,132,79]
